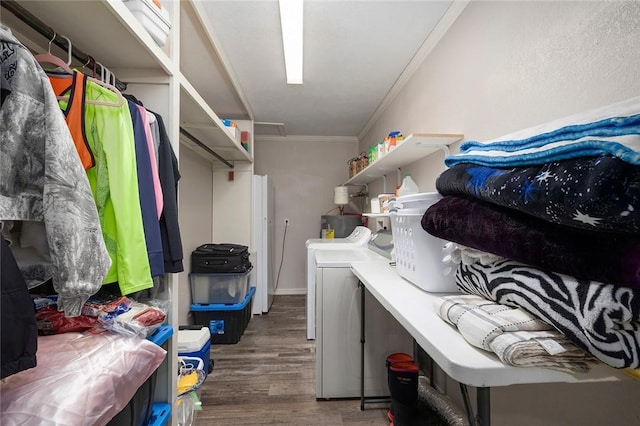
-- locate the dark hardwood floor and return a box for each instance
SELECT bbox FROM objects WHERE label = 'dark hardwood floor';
[196,294,390,425]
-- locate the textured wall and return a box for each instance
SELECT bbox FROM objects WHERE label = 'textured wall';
[253,136,358,294]
[362,0,640,191]
[177,146,215,325]
[361,2,640,424]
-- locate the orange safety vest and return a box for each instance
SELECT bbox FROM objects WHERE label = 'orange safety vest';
[47,71,95,170]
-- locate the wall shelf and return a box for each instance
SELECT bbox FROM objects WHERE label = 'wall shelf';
[179,76,252,168]
[344,133,463,186]
[363,213,390,218]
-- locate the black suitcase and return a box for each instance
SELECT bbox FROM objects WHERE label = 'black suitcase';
[191,243,251,273]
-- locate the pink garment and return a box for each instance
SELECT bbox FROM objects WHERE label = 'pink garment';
[137,104,163,219]
[0,332,166,426]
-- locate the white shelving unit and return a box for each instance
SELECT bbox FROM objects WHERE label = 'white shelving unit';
[344,133,463,186]
[1,1,254,423]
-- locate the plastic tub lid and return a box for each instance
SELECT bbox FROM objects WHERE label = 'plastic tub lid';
[178,327,211,352]
[396,192,441,204]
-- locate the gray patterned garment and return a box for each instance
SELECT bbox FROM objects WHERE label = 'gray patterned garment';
[0,27,110,316]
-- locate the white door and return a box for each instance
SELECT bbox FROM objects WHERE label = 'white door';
[251,175,265,315]
[265,175,276,311]
[252,175,276,314]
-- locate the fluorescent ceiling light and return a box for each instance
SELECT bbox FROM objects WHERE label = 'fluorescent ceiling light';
[279,0,303,84]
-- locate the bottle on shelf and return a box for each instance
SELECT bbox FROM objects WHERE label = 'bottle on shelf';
[398,174,419,196]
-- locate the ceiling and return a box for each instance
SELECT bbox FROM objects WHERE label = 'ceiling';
[196,0,453,138]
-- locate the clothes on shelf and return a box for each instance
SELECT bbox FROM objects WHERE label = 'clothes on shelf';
[423,96,640,371]
[434,293,597,373]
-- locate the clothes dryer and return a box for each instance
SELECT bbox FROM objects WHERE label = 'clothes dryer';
[305,226,371,339]
[314,249,413,398]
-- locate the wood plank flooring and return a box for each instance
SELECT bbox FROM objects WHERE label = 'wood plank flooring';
[196,295,390,425]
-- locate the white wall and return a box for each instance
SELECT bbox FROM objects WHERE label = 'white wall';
[212,163,253,247]
[360,1,640,425]
[362,0,640,175]
[253,136,358,294]
[177,145,215,325]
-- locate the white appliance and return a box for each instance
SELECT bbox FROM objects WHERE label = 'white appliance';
[305,226,371,339]
[314,249,413,399]
[252,174,276,314]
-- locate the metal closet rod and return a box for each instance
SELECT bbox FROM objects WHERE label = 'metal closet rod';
[1,0,127,92]
[180,128,233,169]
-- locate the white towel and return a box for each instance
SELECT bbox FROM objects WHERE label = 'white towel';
[435,294,597,372]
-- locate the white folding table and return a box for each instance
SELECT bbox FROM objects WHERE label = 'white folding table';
[350,254,629,426]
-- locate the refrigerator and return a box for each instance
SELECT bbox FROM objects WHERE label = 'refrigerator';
[252,174,276,314]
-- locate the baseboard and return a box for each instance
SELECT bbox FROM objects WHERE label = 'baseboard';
[274,288,306,296]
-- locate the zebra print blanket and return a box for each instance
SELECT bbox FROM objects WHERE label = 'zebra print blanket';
[455,259,640,369]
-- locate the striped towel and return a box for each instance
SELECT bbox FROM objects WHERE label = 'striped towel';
[435,294,597,373]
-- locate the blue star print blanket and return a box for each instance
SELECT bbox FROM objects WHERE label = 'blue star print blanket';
[445,96,640,168]
[435,156,640,234]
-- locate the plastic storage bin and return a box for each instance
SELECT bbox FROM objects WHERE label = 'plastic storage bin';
[107,325,172,426]
[123,0,171,47]
[189,267,252,304]
[191,287,255,344]
[147,403,171,426]
[178,326,212,376]
[390,192,458,293]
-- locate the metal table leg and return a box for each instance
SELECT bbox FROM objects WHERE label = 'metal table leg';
[459,384,491,426]
[359,281,391,411]
[360,281,365,411]
[477,387,491,426]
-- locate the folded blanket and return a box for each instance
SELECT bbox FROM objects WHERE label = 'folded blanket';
[421,195,640,288]
[435,294,596,373]
[455,258,640,369]
[435,156,640,234]
[445,96,640,167]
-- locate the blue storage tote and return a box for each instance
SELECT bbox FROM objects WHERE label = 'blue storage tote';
[191,287,255,344]
[108,325,173,426]
[147,403,171,426]
[178,326,212,375]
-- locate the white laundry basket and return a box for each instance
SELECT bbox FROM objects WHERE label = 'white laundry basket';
[390,193,458,293]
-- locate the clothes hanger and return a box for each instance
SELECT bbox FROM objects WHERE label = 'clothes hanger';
[34,33,73,74]
[81,55,96,78]
[36,33,124,108]
[87,62,125,108]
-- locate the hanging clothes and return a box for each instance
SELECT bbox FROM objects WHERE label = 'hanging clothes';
[0,27,110,316]
[137,104,164,218]
[46,70,95,169]
[81,79,154,295]
[47,71,155,294]
[127,99,165,278]
[1,234,37,379]
[151,111,184,273]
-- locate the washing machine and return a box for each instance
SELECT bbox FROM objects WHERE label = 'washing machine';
[305,226,372,340]
[314,249,413,399]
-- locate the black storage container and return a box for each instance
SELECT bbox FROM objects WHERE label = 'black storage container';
[191,287,255,344]
[107,325,172,426]
[191,243,251,273]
